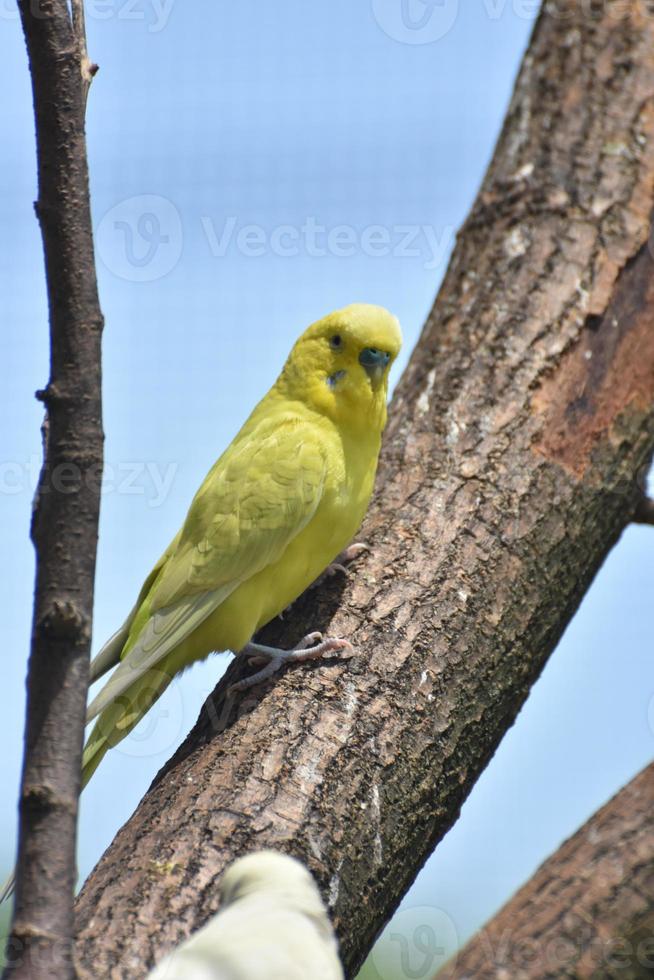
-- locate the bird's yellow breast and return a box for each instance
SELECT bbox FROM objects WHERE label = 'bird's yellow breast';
[176,416,380,660]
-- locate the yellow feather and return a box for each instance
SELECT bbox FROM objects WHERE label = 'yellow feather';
[83,303,402,786]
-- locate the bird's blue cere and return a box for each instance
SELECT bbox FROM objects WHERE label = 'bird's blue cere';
[359,347,391,379]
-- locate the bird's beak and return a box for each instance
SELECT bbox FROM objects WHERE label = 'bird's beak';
[359,347,391,385]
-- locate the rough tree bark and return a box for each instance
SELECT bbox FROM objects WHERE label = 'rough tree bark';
[6,3,103,979]
[439,761,654,979]
[75,3,654,978]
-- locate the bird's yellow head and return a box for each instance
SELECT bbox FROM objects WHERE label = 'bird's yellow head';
[276,303,402,432]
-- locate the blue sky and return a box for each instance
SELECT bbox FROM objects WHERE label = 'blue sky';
[2,2,652,976]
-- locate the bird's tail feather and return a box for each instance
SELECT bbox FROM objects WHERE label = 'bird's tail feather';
[1,665,174,904]
[89,555,171,685]
[89,620,131,684]
[83,664,174,788]
[0,871,15,904]
[1,556,177,905]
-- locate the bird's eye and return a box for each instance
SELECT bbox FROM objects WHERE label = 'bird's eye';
[330,334,343,350]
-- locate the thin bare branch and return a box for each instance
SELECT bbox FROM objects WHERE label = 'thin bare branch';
[5,1,104,977]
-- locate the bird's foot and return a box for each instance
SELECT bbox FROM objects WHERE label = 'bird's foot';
[229,632,354,694]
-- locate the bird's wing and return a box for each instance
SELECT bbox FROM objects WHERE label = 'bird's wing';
[86,419,327,723]
[151,416,328,608]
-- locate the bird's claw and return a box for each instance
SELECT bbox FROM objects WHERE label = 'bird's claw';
[337,542,369,563]
[293,630,323,649]
[308,542,370,591]
[229,633,354,694]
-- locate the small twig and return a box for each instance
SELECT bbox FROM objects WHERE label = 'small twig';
[71,0,99,106]
[633,493,654,526]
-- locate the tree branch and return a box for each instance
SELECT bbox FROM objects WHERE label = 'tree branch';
[439,762,654,978]
[75,3,654,977]
[5,2,103,978]
[634,493,654,526]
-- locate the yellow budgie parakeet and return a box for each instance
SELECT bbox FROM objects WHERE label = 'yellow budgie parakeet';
[146,850,344,980]
[85,302,401,787]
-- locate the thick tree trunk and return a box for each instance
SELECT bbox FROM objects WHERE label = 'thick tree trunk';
[439,761,654,979]
[6,3,103,979]
[75,3,654,978]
